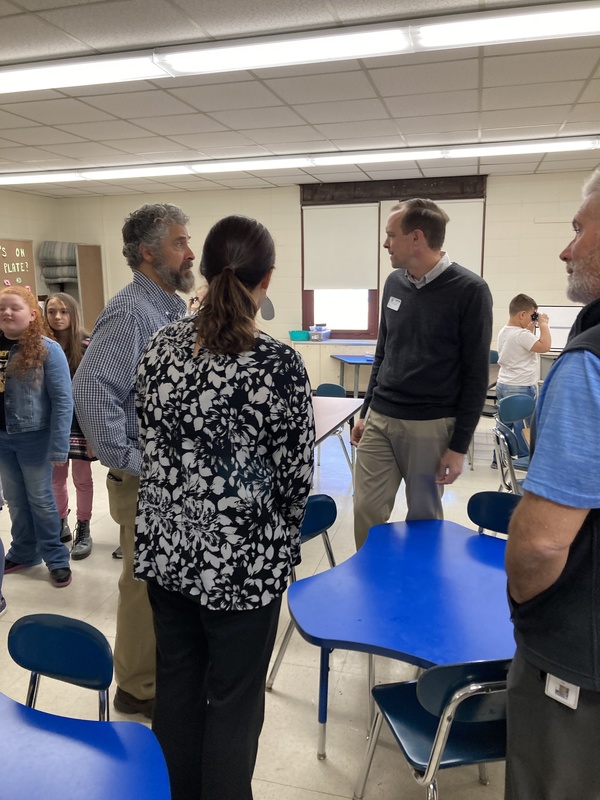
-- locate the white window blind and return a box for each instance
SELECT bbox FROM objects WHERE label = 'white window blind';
[303,204,379,290]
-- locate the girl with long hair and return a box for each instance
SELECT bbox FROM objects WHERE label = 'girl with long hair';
[44,292,96,560]
[135,215,314,800]
[0,286,73,587]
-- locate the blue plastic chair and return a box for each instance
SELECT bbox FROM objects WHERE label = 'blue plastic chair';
[492,421,528,495]
[8,613,114,720]
[0,692,170,800]
[4,614,170,799]
[315,383,354,478]
[353,659,511,800]
[467,491,521,535]
[266,494,337,691]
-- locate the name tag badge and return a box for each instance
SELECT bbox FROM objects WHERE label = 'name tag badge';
[387,296,401,311]
[545,673,580,709]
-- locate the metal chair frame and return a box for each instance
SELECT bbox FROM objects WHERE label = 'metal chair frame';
[266,494,337,691]
[353,659,510,800]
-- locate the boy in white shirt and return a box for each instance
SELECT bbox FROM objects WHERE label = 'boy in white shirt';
[494,294,551,463]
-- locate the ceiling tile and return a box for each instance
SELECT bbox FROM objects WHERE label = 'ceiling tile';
[369,59,479,96]
[0,14,89,65]
[386,90,479,118]
[193,145,271,159]
[331,134,405,149]
[483,50,600,87]
[482,106,570,128]
[482,82,583,111]
[56,120,155,139]
[39,142,122,158]
[170,0,336,37]
[38,0,207,50]
[314,119,401,139]
[170,82,284,113]
[0,127,86,145]
[360,168,422,180]
[264,72,377,104]
[567,103,600,123]
[480,125,560,141]
[103,137,194,154]
[294,98,390,125]
[404,131,478,146]
[397,113,479,135]
[167,131,256,148]
[579,81,600,104]
[0,98,114,125]
[0,146,66,162]
[0,110,42,129]
[80,90,196,118]
[133,114,226,135]
[240,125,322,145]
[266,141,338,155]
[207,107,305,130]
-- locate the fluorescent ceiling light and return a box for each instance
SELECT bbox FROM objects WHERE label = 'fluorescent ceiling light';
[0,138,596,186]
[1,2,599,94]
[155,28,408,75]
[418,5,600,49]
[0,172,82,185]
[313,150,445,166]
[448,139,600,159]
[191,157,313,173]
[82,165,193,180]
[0,55,165,94]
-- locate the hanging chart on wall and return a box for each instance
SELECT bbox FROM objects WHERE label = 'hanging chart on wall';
[0,239,36,296]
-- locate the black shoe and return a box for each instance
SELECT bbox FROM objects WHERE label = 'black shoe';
[112,545,122,559]
[4,559,26,574]
[114,687,154,719]
[60,517,72,543]
[71,520,92,560]
[490,461,498,470]
[50,567,72,588]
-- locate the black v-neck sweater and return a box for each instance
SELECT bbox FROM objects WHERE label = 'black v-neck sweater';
[362,263,493,454]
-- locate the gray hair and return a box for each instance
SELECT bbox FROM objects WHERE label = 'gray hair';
[583,168,600,199]
[122,203,189,270]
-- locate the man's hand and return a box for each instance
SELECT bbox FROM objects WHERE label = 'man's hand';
[435,449,464,485]
[351,418,366,447]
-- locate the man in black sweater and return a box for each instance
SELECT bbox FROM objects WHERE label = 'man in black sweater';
[352,198,493,548]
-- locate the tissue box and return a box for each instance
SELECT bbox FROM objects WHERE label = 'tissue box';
[309,329,331,341]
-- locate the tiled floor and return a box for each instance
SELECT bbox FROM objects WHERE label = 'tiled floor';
[0,417,507,800]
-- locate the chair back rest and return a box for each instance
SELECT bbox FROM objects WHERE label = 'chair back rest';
[300,494,337,542]
[315,383,346,398]
[417,659,511,722]
[467,491,521,535]
[8,614,113,691]
[497,393,535,424]
[489,349,499,364]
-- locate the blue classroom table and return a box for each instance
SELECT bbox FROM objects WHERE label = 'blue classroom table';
[288,519,514,758]
[330,354,374,397]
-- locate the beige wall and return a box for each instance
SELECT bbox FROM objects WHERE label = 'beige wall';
[0,171,588,345]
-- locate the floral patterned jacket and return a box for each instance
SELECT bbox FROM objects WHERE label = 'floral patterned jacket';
[134,317,314,611]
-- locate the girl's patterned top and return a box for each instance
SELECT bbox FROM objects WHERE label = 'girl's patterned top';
[134,317,315,611]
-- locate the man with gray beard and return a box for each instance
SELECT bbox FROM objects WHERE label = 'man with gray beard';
[73,203,194,718]
[504,170,600,799]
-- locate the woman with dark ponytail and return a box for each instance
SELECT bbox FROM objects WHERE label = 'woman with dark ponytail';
[135,215,314,800]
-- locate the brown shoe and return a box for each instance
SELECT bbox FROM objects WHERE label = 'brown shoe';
[113,687,154,719]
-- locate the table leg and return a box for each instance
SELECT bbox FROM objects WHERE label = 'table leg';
[317,647,330,760]
[353,365,359,398]
[339,363,345,389]
[367,653,375,733]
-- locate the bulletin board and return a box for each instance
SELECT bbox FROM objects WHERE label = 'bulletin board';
[0,239,37,296]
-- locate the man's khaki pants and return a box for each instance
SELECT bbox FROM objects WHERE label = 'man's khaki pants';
[353,411,454,549]
[107,468,155,700]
